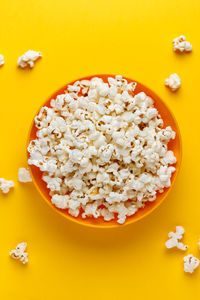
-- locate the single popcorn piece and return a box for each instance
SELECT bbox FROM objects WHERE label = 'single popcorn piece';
[17,50,42,68]
[173,35,192,53]
[165,226,188,251]
[0,54,4,66]
[183,255,199,274]
[28,75,177,224]
[165,73,181,92]
[0,178,14,194]
[18,168,32,183]
[10,242,28,264]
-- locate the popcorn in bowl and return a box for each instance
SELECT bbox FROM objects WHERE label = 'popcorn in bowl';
[28,75,177,225]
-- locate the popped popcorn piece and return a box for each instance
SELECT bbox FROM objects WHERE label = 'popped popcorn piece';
[165,73,181,92]
[10,242,28,264]
[0,54,4,66]
[0,178,14,194]
[51,194,68,209]
[173,35,192,53]
[17,50,42,68]
[28,75,177,224]
[161,151,177,165]
[100,208,114,221]
[165,226,188,251]
[82,201,101,218]
[18,168,32,183]
[183,255,199,274]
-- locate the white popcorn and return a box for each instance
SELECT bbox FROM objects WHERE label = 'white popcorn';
[157,165,175,188]
[165,226,188,251]
[17,50,42,68]
[10,242,28,264]
[100,208,114,221]
[161,151,177,165]
[183,255,199,274]
[82,201,101,218]
[51,194,68,209]
[67,85,80,93]
[173,35,192,53]
[43,176,62,191]
[0,178,14,194]
[165,73,181,92]
[28,75,177,224]
[0,54,4,66]
[18,168,32,183]
[68,208,79,217]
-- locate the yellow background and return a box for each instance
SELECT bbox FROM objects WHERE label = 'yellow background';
[0,0,200,299]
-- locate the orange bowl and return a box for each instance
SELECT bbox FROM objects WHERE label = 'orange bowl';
[27,74,182,228]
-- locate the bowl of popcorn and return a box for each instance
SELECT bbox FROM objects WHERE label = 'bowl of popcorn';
[27,74,181,228]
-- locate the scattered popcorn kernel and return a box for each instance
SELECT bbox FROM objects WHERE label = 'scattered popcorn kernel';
[28,75,177,224]
[0,54,4,66]
[0,178,14,194]
[165,226,188,251]
[17,50,42,68]
[173,35,192,53]
[10,242,28,264]
[18,168,32,183]
[165,73,181,92]
[183,255,199,274]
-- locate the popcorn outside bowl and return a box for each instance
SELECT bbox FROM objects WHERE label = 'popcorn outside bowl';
[27,74,182,228]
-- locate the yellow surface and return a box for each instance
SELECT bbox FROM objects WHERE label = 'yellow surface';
[0,0,200,298]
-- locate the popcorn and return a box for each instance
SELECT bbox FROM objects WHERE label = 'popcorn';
[51,194,68,209]
[17,50,42,68]
[157,166,175,188]
[18,168,32,183]
[183,255,199,274]
[82,201,101,218]
[0,54,4,66]
[161,151,177,165]
[10,242,28,264]
[100,208,114,221]
[43,176,62,191]
[0,178,14,194]
[173,35,192,53]
[165,73,181,92]
[28,75,177,224]
[165,226,188,251]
